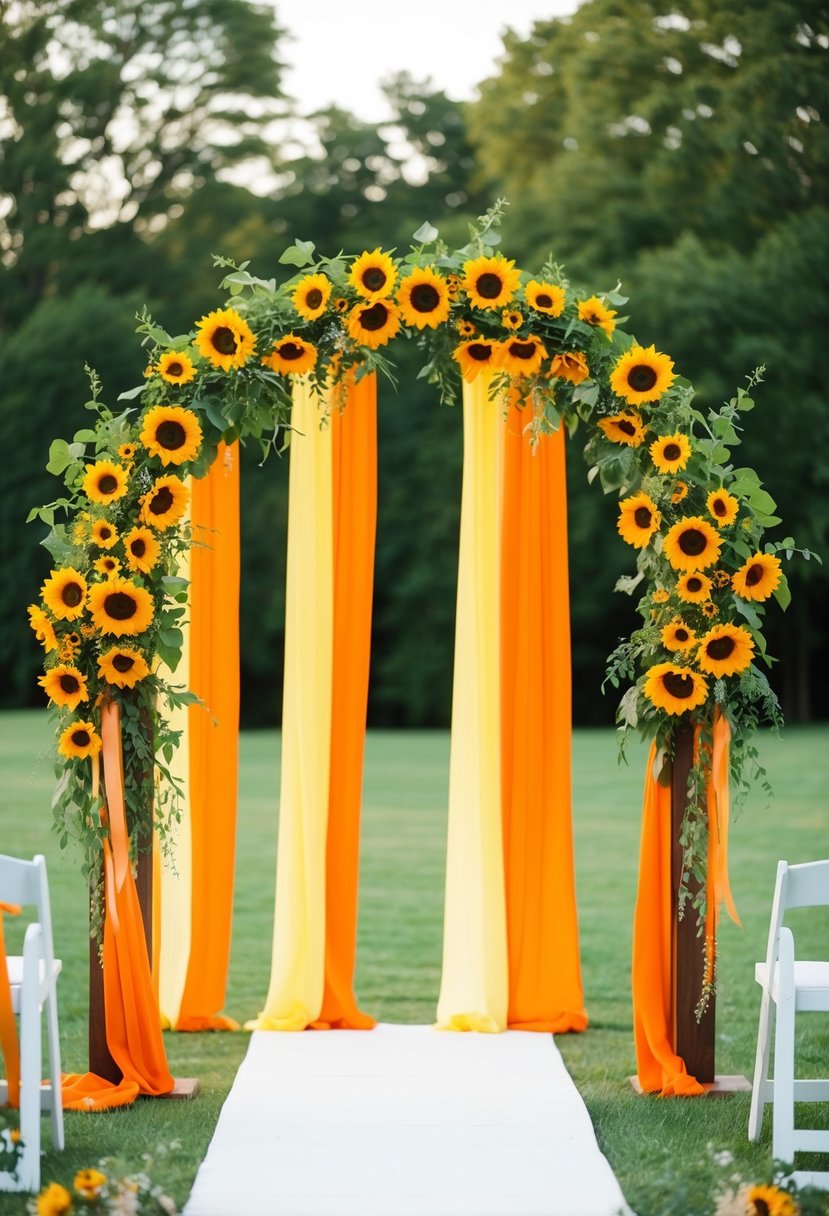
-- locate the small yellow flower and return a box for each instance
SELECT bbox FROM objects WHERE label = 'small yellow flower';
[652,589,670,604]
[671,481,689,504]
[36,1181,73,1215]
[74,1167,107,1199]
[548,351,589,385]
[456,318,476,338]
[577,295,617,336]
[500,308,523,330]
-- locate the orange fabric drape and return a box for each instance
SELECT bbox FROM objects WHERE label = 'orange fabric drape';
[632,713,738,1094]
[500,409,587,1032]
[0,901,21,1108]
[176,442,241,1033]
[316,375,377,1030]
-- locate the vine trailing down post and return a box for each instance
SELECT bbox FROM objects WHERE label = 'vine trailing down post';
[23,200,809,1053]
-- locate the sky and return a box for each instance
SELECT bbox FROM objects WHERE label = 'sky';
[270,1,578,122]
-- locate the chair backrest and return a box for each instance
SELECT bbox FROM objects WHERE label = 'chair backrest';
[761,858,829,975]
[0,854,56,968]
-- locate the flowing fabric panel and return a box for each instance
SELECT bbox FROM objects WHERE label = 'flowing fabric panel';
[177,443,241,1032]
[436,374,509,1033]
[249,380,334,1030]
[0,902,21,1107]
[500,409,587,1032]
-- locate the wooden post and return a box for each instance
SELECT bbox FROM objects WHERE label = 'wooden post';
[88,887,121,1083]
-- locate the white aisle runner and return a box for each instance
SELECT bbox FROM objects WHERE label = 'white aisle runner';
[184,1025,632,1216]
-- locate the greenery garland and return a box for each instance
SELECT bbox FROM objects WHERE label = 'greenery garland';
[26,201,813,945]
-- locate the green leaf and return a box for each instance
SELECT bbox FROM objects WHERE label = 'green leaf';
[73,428,97,443]
[279,239,316,267]
[117,384,146,401]
[412,221,439,244]
[773,571,791,611]
[46,439,72,475]
[745,487,777,514]
[203,398,230,431]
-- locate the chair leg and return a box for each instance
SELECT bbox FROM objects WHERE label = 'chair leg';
[18,927,42,1193]
[772,927,796,1165]
[46,990,64,1150]
[748,986,772,1141]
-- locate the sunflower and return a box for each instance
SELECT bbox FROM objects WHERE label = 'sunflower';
[347,299,401,349]
[332,296,349,314]
[58,631,81,661]
[697,622,754,677]
[524,279,565,317]
[292,273,332,321]
[94,555,121,579]
[597,411,645,447]
[701,601,719,618]
[88,577,154,637]
[82,460,128,506]
[41,568,88,621]
[671,481,689,504]
[650,432,691,474]
[397,266,451,330]
[745,1183,798,1216]
[38,664,88,711]
[500,334,548,378]
[349,248,397,300]
[194,307,256,371]
[456,318,476,338]
[27,604,58,652]
[156,351,196,385]
[57,720,102,761]
[676,571,713,604]
[610,343,675,406]
[445,273,462,300]
[139,475,189,531]
[452,339,503,382]
[663,516,722,571]
[732,552,783,602]
[548,351,589,385]
[577,295,617,336]
[90,519,118,549]
[97,645,151,689]
[118,442,137,463]
[706,488,739,527]
[262,333,319,376]
[661,621,697,653]
[462,254,521,310]
[501,308,523,331]
[123,526,160,574]
[617,492,661,549]
[140,405,202,466]
[712,568,732,588]
[652,589,670,604]
[74,1169,107,1200]
[644,662,708,715]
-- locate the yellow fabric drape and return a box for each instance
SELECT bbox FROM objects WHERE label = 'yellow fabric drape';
[249,380,334,1030]
[436,374,508,1033]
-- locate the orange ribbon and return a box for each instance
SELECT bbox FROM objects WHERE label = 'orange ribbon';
[0,901,21,1108]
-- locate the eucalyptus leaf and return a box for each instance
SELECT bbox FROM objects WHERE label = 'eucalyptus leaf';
[412,221,438,244]
[117,384,147,401]
[279,239,316,267]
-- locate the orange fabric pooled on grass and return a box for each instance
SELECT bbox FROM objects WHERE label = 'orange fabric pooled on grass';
[0,901,21,1108]
[500,409,587,1033]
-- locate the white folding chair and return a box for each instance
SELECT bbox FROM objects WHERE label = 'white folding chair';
[0,853,64,1193]
[748,858,829,1174]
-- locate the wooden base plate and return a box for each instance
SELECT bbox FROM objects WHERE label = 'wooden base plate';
[629,1074,751,1097]
[158,1077,200,1099]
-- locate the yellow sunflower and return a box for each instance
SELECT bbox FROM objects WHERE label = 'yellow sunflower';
[697,622,755,677]
[456,318,476,338]
[671,481,689,504]
[732,552,783,602]
[617,492,661,549]
[332,296,349,314]
[88,577,154,637]
[712,568,732,588]
[139,475,189,531]
[597,411,645,447]
[292,273,332,321]
[57,720,102,761]
[524,279,565,317]
[701,601,719,618]
[97,645,151,689]
[577,295,617,336]
[41,568,88,621]
[58,631,81,661]
[349,248,397,300]
[501,308,523,331]
[74,1168,107,1200]
[38,664,88,711]
[27,604,58,652]
[650,432,692,474]
[118,442,137,463]
[745,1183,798,1216]
[94,555,121,578]
[90,519,118,550]
[610,343,675,406]
[347,299,401,349]
[452,339,503,382]
[397,266,451,330]
[140,405,202,466]
[262,333,319,375]
[706,488,739,527]
[500,334,548,378]
[663,516,722,571]
[548,351,589,385]
[661,621,697,653]
[652,589,670,604]
[156,351,196,385]
[194,307,256,371]
[462,254,521,310]
[123,526,160,574]
[676,572,713,603]
[644,662,708,715]
[82,460,128,506]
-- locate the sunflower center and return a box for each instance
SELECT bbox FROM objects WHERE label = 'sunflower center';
[167,361,183,377]
[536,293,553,308]
[468,343,493,362]
[104,592,138,621]
[156,420,187,450]
[305,288,324,310]
[99,527,112,539]
[618,419,637,436]
[131,538,146,557]
[687,577,703,593]
[112,654,135,673]
[584,311,599,325]
[149,487,174,515]
[754,1202,770,1216]
[663,443,681,461]
[707,636,735,660]
[476,273,504,300]
[72,730,90,747]
[628,364,658,391]
[508,340,537,360]
[713,497,727,516]
[411,283,440,313]
[59,674,80,693]
[745,563,764,586]
[674,628,689,643]
[679,528,707,556]
[211,326,238,355]
[62,583,83,607]
[362,268,387,293]
[634,507,653,528]
[98,474,118,494]
[358,302,390,332]
[662,672,695,699]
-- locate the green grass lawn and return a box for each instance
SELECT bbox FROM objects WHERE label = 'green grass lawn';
[1,710,828,1214]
